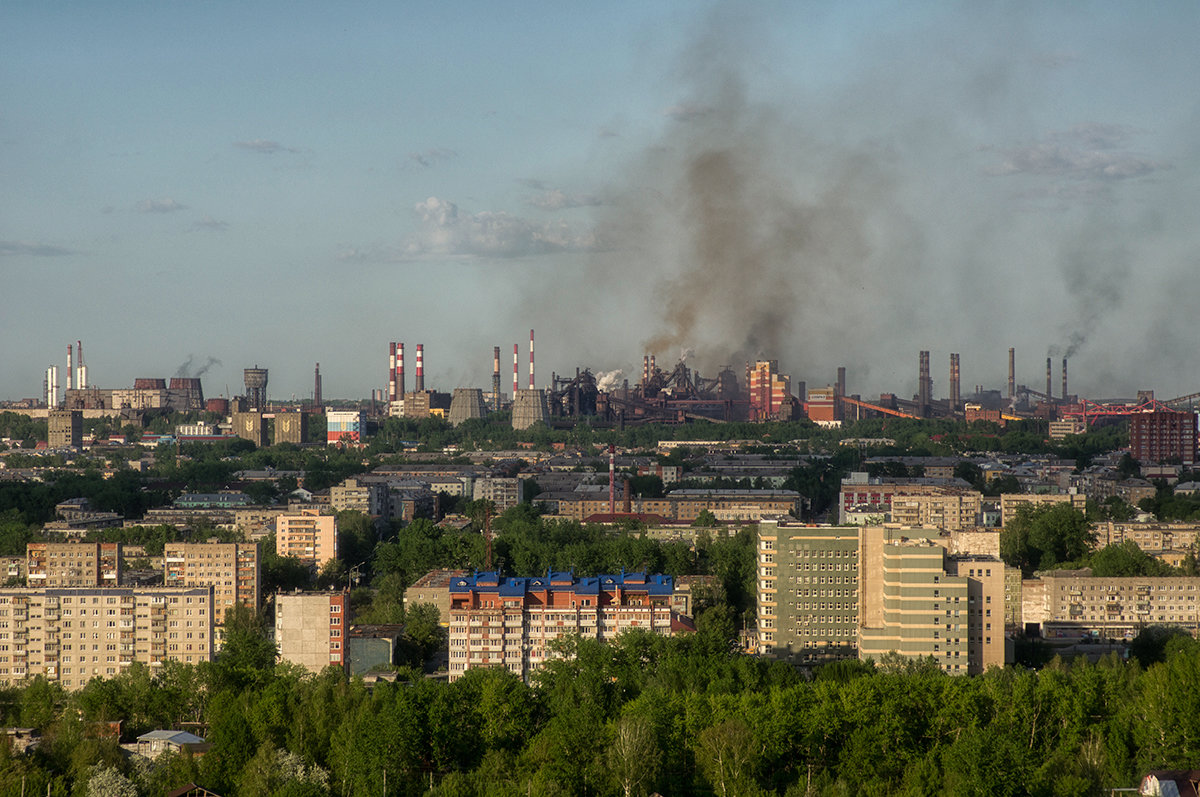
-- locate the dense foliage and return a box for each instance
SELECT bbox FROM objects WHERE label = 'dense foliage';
[1,629,1198,796]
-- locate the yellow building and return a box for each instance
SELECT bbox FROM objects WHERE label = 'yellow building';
[275,509,338,568]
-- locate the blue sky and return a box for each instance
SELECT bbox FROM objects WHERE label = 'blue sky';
[3,2,1198,403]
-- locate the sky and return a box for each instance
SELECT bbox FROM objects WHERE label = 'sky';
[3,1,1199,404]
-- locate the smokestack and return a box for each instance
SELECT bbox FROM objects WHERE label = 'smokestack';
[77,340,85,389]
[642,355,649,386]
[623,478,632,514]
[950,353,961,407]
[1062,358,1068,401]
[609,443,616,515]
[314,363,322,408]
[836,366,846,421]
[918,350,931,412]
[493,346,501,411]
[513,344,519,396]
[1008,348,1015,400]
[415,344,425,392]
[1046,357,1052,400]
[66,344,73,393]
[397,343,405,397]
[529,329,535,390]
[649,354,656,375]
[388,342,397,402]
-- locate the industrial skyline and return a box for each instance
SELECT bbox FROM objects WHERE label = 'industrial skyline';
[3,3,1198,401]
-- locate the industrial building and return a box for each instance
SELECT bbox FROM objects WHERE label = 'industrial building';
[0,586,214,690]
[232,412,268,447]
[447,571,692,682]
[274,411,309,445]
[326,410,366,445]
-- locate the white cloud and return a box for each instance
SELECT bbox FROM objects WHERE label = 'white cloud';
[0,240,75,256]
[234,139,298,154]
[401,197,603,259]
[135,198,187,213]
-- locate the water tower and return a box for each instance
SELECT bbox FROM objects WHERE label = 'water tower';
[244,367,268,410]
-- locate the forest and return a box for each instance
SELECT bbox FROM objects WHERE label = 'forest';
[1,619,1198,797]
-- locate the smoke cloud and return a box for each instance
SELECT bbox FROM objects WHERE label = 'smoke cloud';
[175,355,222,379]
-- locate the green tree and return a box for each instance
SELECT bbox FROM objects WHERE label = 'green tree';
[207,605,278,692]
[607,714,661,797]
[1001,503,1094,574]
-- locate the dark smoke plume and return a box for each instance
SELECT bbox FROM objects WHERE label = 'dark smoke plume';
[175,355,222,379]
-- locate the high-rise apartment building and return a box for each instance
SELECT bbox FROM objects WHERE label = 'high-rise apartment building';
[274,591,348,673]
[1129,410,1198,466]
[47,409,82,448]
[26,542,121,588]
[163,541,260,624]
[447,571,689,682]
[0,586,213,690]
[275,509,338,567]
[757,520,1008,674]
[757,520,860,663]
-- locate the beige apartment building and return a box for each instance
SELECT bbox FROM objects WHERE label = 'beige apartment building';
[1091,522,1200,554]
[0,586,213,690]
[274,591,348,673]
[1022,570,1200,640]
[275,509,338,568]
[888,489,983,531]
[757,520,1008,674]
[26,542,122,588]
[999,493,1087,527]
[163,541,260,625]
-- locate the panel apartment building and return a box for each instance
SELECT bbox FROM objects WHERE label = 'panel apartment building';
[274,591,349,674]
[447,571,691,682]
[163,541,260,625]
[275,509,338,568]
[0,586,213,690]
[27,542,122,588]
[757,519,1008,674]
[1022,570,1200,640]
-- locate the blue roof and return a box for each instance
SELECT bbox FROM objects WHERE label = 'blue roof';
[450,570,674,596]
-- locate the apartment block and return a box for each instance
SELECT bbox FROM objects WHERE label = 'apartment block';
[0,586,213,690]
[26,542,122,588]
[274,591,348,673]
[1092,521,1200,554]
[1022,570,1200,640]
[888,489,983,531]
[447,571,690,682]
[47,409,83,448]
[163,541,260,623]
[275,509,338,568]
[757,519,860,663]
[1129,410,1198,466]
[330,477,388,517]
[757,520,1008,674]
[999,493,1087,527]
[472,477,523,513]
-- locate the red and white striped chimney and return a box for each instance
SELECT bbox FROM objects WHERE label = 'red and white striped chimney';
[388,342,397,402]
[397,343,406,397]
[415,344,425,392]
[529,329,535,390]
[66,344,73,392]
[513,344,519,396]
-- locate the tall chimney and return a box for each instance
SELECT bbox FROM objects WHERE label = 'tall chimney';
[836,366,846,420]
[1046,357,1052,400]
[397,343,405,397]
[513,344,519,396]
[623,478,632,514]
[950,353,961,407]
[1007,348,1015,400]
[415,344,425,392]
[642,355,649,386]
[314,362,322,408]
[493,346,501,411]
[388,342,397,402]
[66,344,73,393]
[1062,358,1068,401]
[77,340,86,389]
[529,329,535,390]
[918,350,931,412]
[609,443,616,515]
